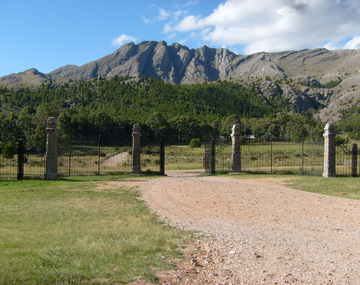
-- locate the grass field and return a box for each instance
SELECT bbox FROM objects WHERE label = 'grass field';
[1,172,359,284]
[0,176,191,285]
[232,173,360,200]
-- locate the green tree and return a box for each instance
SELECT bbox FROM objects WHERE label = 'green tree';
[2,143,16,159]
[146,112,173,141]
[189,138,201,148]
[220,115,239,138]
[32,103,61,152]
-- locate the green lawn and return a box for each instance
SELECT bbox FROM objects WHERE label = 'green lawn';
[231,173,360,200]
[0,176,191,285]
[1,172,359,284]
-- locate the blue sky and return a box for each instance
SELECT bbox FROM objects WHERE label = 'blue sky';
[1,0,360,77]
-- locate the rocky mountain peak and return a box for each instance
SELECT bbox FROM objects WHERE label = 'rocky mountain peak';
[1,41,360,122]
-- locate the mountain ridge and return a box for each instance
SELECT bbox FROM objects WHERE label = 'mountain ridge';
[1,41,360,122]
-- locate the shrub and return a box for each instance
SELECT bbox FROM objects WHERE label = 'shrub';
[189,138,201,148]
[325,78,342,88]
[335,135,349,146]
[2,143,16,159]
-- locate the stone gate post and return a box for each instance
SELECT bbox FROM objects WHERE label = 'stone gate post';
[45,117,59,180]
[132,123,141,174]
[231,124,241,173]
[323,123,336,177]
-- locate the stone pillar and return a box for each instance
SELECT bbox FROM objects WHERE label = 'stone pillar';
[231,124,241,173]
[132,123,141,174]
[323,123,336,177]
[45,117,58,180]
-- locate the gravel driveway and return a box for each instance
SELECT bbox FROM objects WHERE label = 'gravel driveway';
[139,170,360,284]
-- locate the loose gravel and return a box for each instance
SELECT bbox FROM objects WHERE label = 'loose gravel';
[139,171,360,284]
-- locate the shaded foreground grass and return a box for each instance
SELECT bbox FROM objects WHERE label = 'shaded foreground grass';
[0,176,191,285]
[232,173,360,200]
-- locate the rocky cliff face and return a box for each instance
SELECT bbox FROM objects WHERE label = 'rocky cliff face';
[1,41,360,122]
[47,41,360,84]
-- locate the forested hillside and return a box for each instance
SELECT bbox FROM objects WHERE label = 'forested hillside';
[2,42,360,126]
[0,76,324,151]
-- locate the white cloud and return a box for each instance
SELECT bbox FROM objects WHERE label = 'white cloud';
[167,33,177,40]
[158,8,171,21]
[173,1,199,8]
[185,1,199,7]
[178,39,188,45]
[142,16,152,24]
[344,36,360,49]
[112,34,137,46]
[164,0,360,54]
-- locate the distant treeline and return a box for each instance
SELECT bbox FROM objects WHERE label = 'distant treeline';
[337,104,360,139]
[0,76,325,151]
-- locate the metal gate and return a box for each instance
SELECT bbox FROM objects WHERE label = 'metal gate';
[336,143,358,177]
[204,141,215,174]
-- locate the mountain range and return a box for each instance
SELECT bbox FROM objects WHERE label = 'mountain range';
[1,40,360,122]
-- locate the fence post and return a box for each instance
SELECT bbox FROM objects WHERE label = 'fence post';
[68,135,71,176]
[323,123,336,177]
[132,123,141,174]
[352,143,357,177]
[159,140,165,175]
[45,117,59,180]
[301,137,304,175]
[270,140,273,174]
[231,124,241,173]
[97,135,101,175]
[17,139,24,180]
[211,139,216,175]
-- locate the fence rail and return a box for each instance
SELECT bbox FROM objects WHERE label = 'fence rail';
[241,141,325,176]
[0,121,359,179]
[58,135,132,177]
[0,140,46,180]
[211,140,358,177]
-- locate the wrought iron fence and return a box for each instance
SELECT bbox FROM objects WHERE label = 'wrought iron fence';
[0,152,17,180]
[242,141,325,175]
[1,136,359,180]
[335,144,358,177]
[58,135,132,177]
[210,140,326,176]
[138,143,162,174]
[0,140,46,180]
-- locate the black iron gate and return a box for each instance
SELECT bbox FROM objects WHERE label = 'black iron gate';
[204,141,215,174]
[336,143,358,177]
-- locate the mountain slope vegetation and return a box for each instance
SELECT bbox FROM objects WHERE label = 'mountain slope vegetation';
[0,76,324,150]
[1,41,360,124]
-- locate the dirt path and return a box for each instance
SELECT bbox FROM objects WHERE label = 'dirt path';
[139,170,360,284]
[100,152,128,167]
